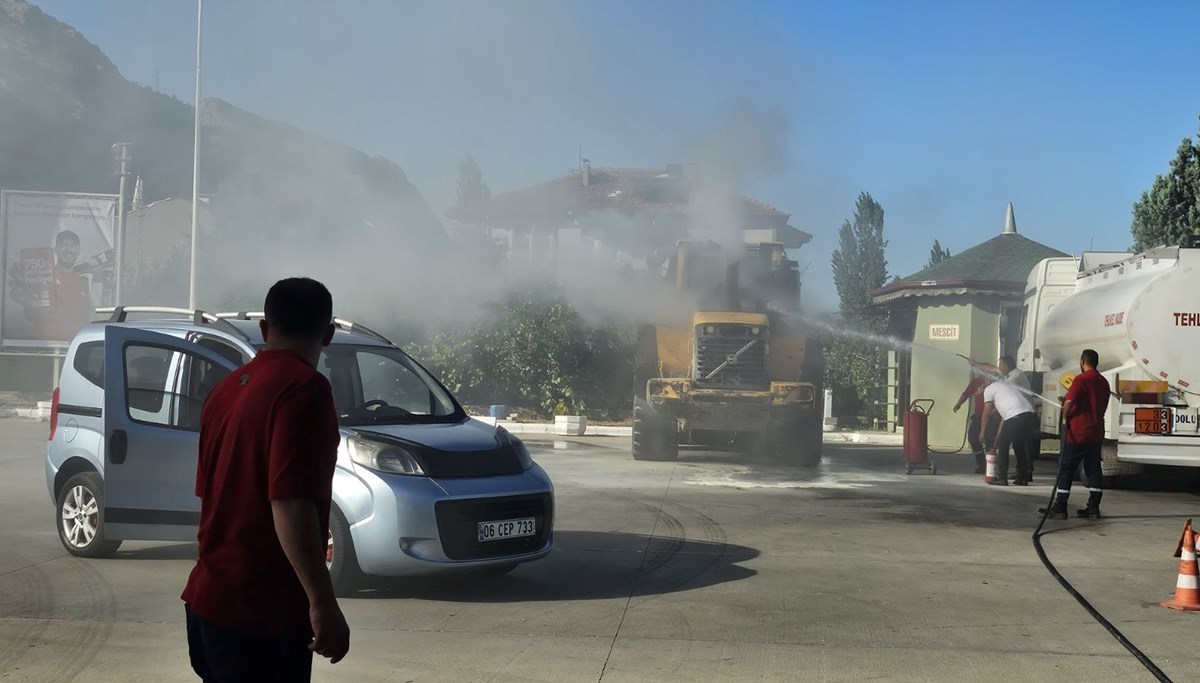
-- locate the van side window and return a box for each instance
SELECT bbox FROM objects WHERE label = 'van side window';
[73,341,105,388]
[196,337,250,367]
[124,344,231,432]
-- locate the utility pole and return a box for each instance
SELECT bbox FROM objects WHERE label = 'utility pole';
[112,142,133,304]
[188,0,204,310]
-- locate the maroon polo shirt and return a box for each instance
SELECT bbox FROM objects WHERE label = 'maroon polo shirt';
[1063,368,1111,444]
[958,376,991,416]
[181,349,340,634]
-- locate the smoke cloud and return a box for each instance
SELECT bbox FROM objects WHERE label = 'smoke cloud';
[5,0,844,345]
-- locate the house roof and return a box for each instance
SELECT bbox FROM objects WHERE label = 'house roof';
[446,165,796,227]
[872,231,1068,304]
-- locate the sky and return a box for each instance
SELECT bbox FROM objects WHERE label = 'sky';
[33,0,1200,310]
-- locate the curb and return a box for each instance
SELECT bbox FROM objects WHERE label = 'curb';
[471,417,901,444]
[822,432,904,446]
[1,403,51,421]
[471,417,632,437]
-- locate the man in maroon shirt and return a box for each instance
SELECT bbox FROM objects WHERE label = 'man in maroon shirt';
[1043,348,1111,520]
[953,372,994,474]
[182,278,350,680]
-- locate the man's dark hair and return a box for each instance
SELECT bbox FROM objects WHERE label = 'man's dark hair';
[264,277,333,339]
[1081,349,1099,368]
[55,230,80,245]
[999,355,1016,370]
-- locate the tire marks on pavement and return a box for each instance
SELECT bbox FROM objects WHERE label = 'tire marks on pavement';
[0,555,115,681]
[599,483,738,681]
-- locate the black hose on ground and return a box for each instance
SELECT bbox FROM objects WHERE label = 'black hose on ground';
[1032,450,1173,682]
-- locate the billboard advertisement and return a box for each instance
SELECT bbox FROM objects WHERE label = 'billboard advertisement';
[1,191,118,348]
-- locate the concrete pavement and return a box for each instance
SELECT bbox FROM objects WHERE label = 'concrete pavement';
[1,418,1198,681]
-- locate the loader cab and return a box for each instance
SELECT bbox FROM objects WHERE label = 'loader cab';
[667,240,801,316]
[668,240,735,311]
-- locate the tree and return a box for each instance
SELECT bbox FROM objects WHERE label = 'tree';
[456,153,491,206]
[830,192,888,316]
[414,288,633,418]
[926,239,951,268]
[1131,119,1200,251]
[825,191,889,423]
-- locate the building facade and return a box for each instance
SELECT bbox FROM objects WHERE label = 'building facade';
[871,205,1067,448]
[444,162,812,273]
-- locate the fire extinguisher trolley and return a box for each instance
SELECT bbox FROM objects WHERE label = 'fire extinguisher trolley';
[903,399,936,475]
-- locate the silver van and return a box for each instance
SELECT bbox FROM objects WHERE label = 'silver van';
[47,307,554,592]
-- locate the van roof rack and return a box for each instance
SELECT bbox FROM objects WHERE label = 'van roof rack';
[96,306,253,343]
[215,312,393,346]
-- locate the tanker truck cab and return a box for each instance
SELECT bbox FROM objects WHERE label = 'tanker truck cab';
[1017,245,1200,477]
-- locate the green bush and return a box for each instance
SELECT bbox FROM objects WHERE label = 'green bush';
[412,292,633,419]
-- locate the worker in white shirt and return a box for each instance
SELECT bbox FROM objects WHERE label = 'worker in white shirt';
[979,380,1038,486]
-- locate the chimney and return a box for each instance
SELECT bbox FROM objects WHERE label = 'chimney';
[581,159,591,186]
[1003,202,1017,234]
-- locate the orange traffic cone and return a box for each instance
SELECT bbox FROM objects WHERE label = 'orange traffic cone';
[1162,519,1200,612]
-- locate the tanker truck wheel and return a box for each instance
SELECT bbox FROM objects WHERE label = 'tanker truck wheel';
[632,399,679,462]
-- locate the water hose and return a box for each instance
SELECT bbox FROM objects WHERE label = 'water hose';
[1031,444,1173,682]
[928,410,969,455]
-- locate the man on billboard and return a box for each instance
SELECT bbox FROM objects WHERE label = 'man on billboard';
[7,230,96,341]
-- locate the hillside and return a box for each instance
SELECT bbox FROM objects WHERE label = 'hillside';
[0,0,447,304]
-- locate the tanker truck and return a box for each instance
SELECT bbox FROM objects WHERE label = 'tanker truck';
[1016,243,1200,478]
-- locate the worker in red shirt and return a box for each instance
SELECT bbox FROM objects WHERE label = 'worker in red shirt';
[1042,348,1111,520]
[182,278,349,680]
[953,371,994,474]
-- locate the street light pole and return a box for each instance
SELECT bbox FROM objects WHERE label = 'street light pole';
[112,142,132,304]
[188,0,203,310]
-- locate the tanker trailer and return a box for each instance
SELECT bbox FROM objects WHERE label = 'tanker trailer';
[1017,244,1200,478]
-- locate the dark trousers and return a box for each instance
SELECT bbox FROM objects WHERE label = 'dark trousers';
[1054,441,1103,508]
[968,414,999,469]
[186,604,313,682]
[995,412,1037,480]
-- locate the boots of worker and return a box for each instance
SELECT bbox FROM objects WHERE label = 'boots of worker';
[1038,503,1068,519]
[1076,491,1102,519]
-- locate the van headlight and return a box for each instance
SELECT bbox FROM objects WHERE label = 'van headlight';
[499,428,535,471]
[348,435,426,476]
[512,437,534,471]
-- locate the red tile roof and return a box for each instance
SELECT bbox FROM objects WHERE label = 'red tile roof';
[445,166,793,226]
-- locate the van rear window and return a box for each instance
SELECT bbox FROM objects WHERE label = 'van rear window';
[73,341,104,388]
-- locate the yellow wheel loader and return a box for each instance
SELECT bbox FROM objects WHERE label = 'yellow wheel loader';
[632,240,824,465]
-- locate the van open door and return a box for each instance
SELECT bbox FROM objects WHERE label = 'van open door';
[103,326,239,541]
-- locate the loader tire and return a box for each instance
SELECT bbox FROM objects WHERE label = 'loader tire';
[769,418,823,468]
[795,416,823,468]
[632,399,678,462]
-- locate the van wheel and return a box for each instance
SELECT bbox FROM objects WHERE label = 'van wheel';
[56,472,122,558]
[327,505,364,596]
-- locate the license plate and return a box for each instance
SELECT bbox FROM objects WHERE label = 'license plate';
[1134,407,1173,435]
[477,517,536,542]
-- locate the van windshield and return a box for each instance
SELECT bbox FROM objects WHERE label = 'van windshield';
[316,344,464,426]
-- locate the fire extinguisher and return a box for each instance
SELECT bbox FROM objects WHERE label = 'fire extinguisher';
[984,450,999,484]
